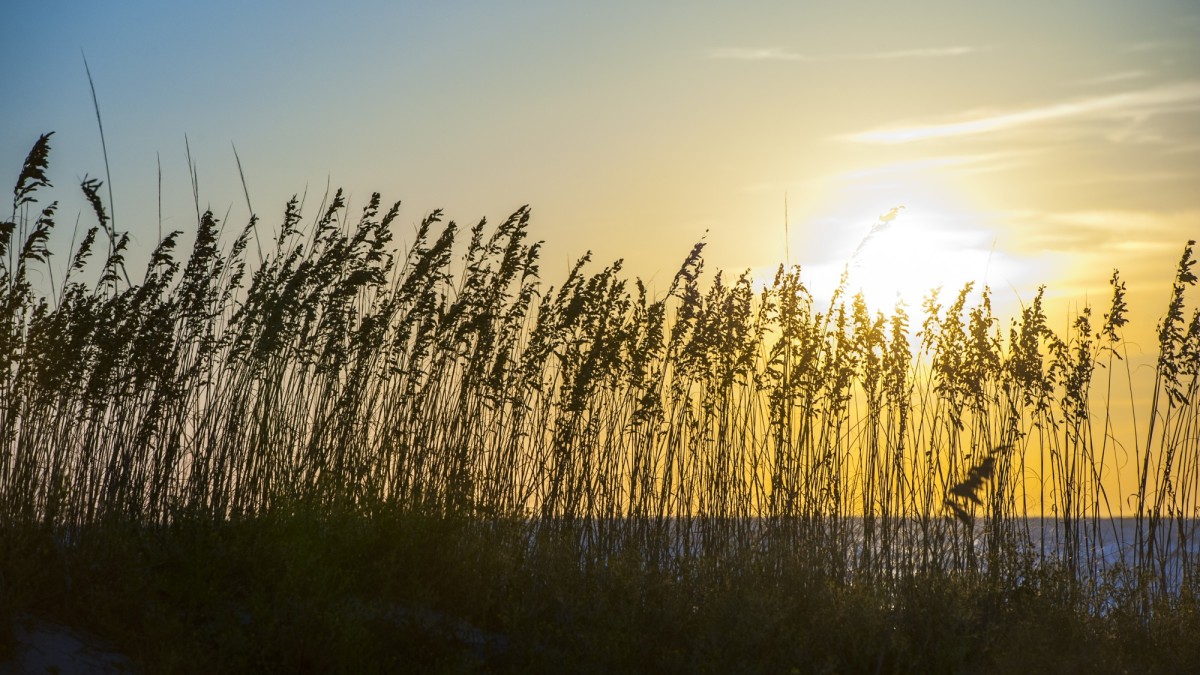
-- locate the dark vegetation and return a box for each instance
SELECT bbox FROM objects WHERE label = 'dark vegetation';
[1,133,1198,672]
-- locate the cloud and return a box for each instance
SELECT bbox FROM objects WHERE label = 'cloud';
[837,152,1033,181]
[996,209,1199,319]
[843,82,1200,144]
[1164,142,1200,155]
[1064,171,1194,186]
[1122,40,1186,53]
[1000,209,1196,254]
[709,46,977,62]
[1076,71,1148,86]
[710,47,806,61]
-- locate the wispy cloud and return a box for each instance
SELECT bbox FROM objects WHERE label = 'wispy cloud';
[1000,208,1195,253]
[837,152,1033,181]
[844,81,1200,144]
[709,46,978,62]
[1060,171,1195,186]
[1164,142,1200,155]
[1076,70,1147,86]
[1122,40,1186,53]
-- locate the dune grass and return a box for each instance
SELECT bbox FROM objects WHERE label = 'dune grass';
[1,133,1198,672]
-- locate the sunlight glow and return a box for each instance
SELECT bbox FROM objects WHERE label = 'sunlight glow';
[801,207,1018,312]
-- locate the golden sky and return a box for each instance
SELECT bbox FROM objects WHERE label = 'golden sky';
[4,0,1198,338]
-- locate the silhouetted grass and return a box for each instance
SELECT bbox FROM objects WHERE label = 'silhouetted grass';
[1,133,1197,672]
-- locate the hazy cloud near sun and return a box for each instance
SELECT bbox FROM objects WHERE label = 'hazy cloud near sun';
[989,208,1198,306]
[1001,209,1196,255]
[844,81,1200,144]
[709,46,979,62]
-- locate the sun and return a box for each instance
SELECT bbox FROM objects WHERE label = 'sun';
[849,206,996,308]
[801,206,1013,313]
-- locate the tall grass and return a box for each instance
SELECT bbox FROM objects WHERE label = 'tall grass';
[2,132,1197,618]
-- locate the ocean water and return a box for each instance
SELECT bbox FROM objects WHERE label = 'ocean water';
[538,515,1199,591]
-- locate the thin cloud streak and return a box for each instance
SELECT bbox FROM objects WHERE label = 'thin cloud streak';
[1076,70,1147,86]
[845,81,1200,144]
[999,208,1197,254]
[1122,40,1188,53]
[709,46,977,62]
[837,151,1033,181]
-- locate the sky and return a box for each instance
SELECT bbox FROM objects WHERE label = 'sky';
[3,0,1198,337]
